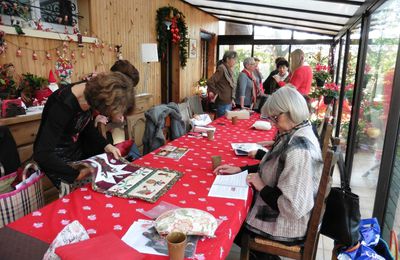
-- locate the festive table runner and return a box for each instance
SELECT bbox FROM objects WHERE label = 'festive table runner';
[7,114,277,260]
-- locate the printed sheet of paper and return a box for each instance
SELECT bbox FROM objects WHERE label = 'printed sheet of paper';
[155,146,189,160]
[208,170,249,200]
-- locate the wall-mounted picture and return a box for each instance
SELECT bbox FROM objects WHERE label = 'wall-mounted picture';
[189,39,197,58]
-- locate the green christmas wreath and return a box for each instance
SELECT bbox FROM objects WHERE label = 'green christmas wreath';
[156,6,188,67]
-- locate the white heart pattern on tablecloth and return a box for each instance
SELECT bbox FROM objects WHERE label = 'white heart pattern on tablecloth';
[80,187,88,191]
[82,206,91,211]
[33,222,43,228]
[206,206,215,212]
[198,198,206,202]
[83,195,92,200]
[112,213,120,218]
[61,219,70,225]
[32,211,42,216]
[128,200,137,204]
[57,209,67,214]
[61,198,70,203]
[87,214,96,221]
[113,225,122,231]
[182,183,189,187]
[179,200,186,204]
[188,191,196,195]
[105,203,114,208]
[87,229,97,235]
[169,194,177,198]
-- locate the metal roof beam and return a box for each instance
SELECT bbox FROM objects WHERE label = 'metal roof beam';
[201,0,352,18]
[196,5,346,26]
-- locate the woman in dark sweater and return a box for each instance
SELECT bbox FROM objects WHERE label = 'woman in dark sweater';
[34,71,137,188]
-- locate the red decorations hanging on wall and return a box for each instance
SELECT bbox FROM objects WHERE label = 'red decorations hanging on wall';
[16,48,22,57]
[45,51,51,60]
[156,6,188,67]
[32,51,38,60]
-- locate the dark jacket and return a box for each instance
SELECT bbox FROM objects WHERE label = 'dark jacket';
[142,103,185,154]
[34,86,108,186]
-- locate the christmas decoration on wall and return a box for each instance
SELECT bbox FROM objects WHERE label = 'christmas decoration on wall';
[156,6,188,67]
[0,30,6,54]
[55,56,73,84]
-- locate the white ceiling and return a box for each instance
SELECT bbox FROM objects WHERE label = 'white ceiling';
[182,0,369,36]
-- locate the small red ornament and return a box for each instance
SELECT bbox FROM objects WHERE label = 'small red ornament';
[56,49,61,56]
[71,51,75,59]
[32,51,38,60]
[16,48,22,57]
[46,51,51,60]
[109,45,113,51]
[63,41,68,47]
[63,47,67,53]
[81,51,85,58]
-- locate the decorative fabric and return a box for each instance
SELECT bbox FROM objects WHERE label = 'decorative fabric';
[88,153,182,203]
[8,113,277,260]
[43,220,89,260]
[155,208,218,237]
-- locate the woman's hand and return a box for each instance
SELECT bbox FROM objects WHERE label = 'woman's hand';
[76,167,94,180]
[231,100,236,108]
[246,173,265,191]
[213,164,241,175]
[94,115,108,127]
[248,150,257,158]
[105,144,121,159]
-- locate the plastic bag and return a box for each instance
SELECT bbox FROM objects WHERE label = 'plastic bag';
[359,218,380,247]
[338,242,385,260]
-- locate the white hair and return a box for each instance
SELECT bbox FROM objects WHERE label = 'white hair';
[243,57,255,68]
[261,86,309,124]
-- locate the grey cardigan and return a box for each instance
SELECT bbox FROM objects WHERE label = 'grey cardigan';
[142,103,185,155]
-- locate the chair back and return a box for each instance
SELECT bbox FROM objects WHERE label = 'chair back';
[302,147,338,259]
[184,95,204,116]
[98,121,129,144]
[320,123,333,161]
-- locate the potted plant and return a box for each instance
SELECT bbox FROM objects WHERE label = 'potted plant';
[19,73,50,106]
[314,64,330,87]
[0,63,19,100]
[195,78,207,98]
[322,82,339,104]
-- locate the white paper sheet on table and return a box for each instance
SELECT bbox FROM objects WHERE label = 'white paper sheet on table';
[208,170,249,200]
[122,219,167,256]
[231,143,267,156]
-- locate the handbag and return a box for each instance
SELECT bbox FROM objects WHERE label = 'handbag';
[0,161,44,228]
[321,152,361,246]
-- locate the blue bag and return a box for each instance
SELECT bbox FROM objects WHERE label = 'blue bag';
[359,218,380,247]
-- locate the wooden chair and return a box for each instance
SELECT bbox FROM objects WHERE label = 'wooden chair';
[321,123,333,161]
[162,115,171,144]
[98,121,129,144]
[240,147,339,260]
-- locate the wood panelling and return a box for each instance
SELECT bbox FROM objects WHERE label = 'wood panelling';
[1,0,218,105]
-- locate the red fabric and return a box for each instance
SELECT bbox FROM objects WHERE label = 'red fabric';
[55,233,136,260]
[48,70,57,83]
[8,114,277,260]
[289,65,313,95]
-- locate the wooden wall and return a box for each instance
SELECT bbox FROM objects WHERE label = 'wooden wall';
[1,0,219,105]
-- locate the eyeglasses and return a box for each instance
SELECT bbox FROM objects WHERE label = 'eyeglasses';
[268,113,283,123]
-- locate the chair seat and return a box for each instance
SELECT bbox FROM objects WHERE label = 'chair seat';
[254,237,302,253]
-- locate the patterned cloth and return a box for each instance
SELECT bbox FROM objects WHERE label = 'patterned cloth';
[246,122,323,242]
[8,114,277,260]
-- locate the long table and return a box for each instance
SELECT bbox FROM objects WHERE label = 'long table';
[2,113,276,259]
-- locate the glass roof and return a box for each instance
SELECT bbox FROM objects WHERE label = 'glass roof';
[182,0,368,36]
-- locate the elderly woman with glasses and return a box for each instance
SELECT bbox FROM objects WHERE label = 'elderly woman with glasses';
[235,57,259,110]
[214,86,323,254]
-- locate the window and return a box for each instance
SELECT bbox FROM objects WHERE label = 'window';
[254,26,292,40]
[0,0,79,33]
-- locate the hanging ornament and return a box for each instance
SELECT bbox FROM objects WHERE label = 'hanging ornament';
[63,47,67,53]
[56,49,61,56]
[108,45,113,52]
[32,51,38,60]
[71,51,75,59]
[46,51,51,60]
[77,33,83,47]
[100,42,105,48]
[0,30,6,55]
[63,41,68,47]
[80,51,86,58]
[16,48,22,57]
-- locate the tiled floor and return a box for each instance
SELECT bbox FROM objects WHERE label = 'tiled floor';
[226,151,378,259]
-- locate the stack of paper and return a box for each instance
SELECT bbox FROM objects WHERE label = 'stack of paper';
[208,170,249,200]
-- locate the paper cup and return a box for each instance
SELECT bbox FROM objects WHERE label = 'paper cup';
[211,155,222,170]
[232,116,238,125]
[207,130,214,141]
[166,232,187,260]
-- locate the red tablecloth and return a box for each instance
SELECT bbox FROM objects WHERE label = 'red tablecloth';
[8,114,277,260]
